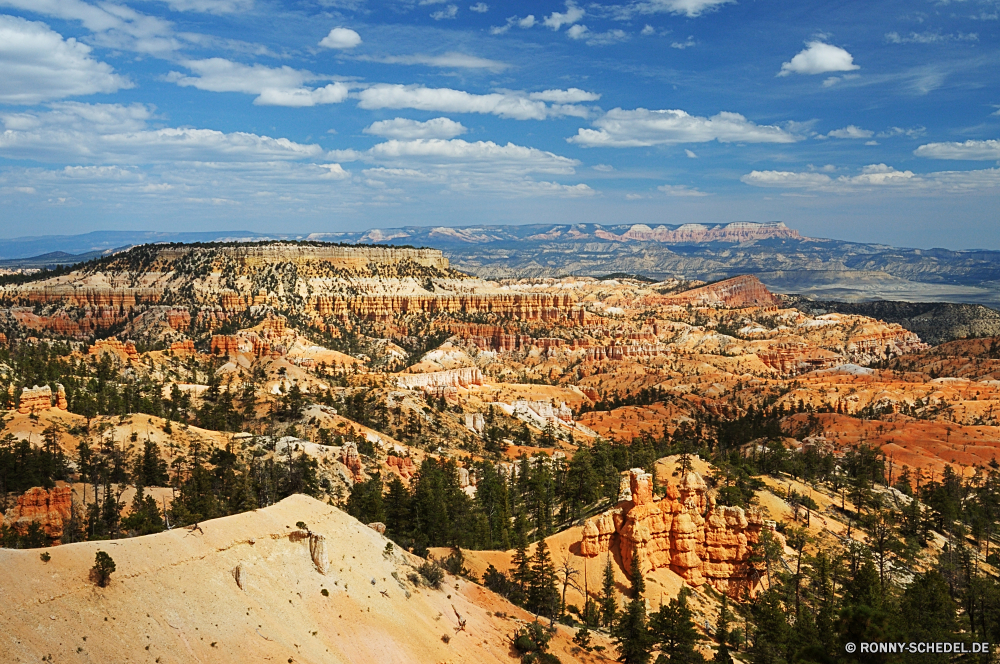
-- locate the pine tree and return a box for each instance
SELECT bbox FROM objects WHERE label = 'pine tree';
[528,538,559,619]
[601,553,619,627]
[650,590,704,664]
[510,518,532,607]
[712,595,733,664]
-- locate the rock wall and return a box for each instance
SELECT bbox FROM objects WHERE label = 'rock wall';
[397,367,484,390]
[3,486,74,542]
[310,293,582,324]
[170,339,196,355]
[89,337,139,361]
[578,469,779,593]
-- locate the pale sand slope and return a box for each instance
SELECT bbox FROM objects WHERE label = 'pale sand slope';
[0,495,603,664]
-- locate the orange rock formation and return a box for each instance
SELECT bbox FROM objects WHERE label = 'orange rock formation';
[3,486,74,542]
[579,469,777,593]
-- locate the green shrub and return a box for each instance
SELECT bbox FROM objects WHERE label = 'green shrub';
[91,551,116,587]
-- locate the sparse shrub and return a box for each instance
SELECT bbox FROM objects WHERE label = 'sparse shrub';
[40,552,51,563]
[321,588,329,597]
[572,626,592,650]
[91,551,116,587]
[417,561,444,588]
[384,542,394,555]
[296,521,308,530]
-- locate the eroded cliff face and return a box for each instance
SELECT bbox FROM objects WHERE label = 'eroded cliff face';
[579,469,780,593]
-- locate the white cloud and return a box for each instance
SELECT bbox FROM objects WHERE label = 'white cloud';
[824,125,874,139]
[544,2,584,29]
[363,117,467,140]
[658,184,708,196]
[0,103,326,163]
[0,0,180,54]
[592,164,615,171]
[568,108,800,147]
[254,84,349,107]
[0,15,131,104]
[877,126,926,138]
[583,28,629,45]
[528,88,600,103]
[166,58,349,106]
[671,36,696,49]
[470,2,488,12]
[740,163,1000,194]
[319,27,361,49]
[914,139,1000,160]
[144,0,254,13]
[490,14,534,33]
[567,24,588,40]
[641,24,655,35]
[431,4,458,19]
[356,84,591,120]
[885,31,977,44]
[779,41,860,77]
[369,139,579,174]
[367,52,509,71]
[684,149,697,158]
[633,0,735,18]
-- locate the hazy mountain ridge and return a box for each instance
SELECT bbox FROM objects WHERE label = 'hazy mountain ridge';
[3,222,1000,304]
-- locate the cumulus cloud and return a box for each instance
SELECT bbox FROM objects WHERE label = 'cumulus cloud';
[363,117,467,140]
[779,41,860,76]
[431,4,458,19]
[684,149,697,158]
[0,0,180,55]
[0,15,131,104]
[658,184,708,196]
[914,139,1000,160]
[568,108,799,147]
[367,52,509,71]
[544,2,585,29]
[739,163,1000,194]
[319,27,361,49]
[641,24,655,35]
[470,2,488,12]
[671,36,696,49]
[166,58,348,106]
[0,102,326,163]
[633,0,735,18]
[824,125,874,139]
[356,84,592,120]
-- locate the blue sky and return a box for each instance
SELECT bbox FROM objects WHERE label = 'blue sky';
[0,0,998,248]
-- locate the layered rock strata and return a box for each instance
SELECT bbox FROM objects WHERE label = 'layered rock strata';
[397,367,484,390]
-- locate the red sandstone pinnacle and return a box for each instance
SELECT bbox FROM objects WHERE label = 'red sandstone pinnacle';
[3,486,74,542]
